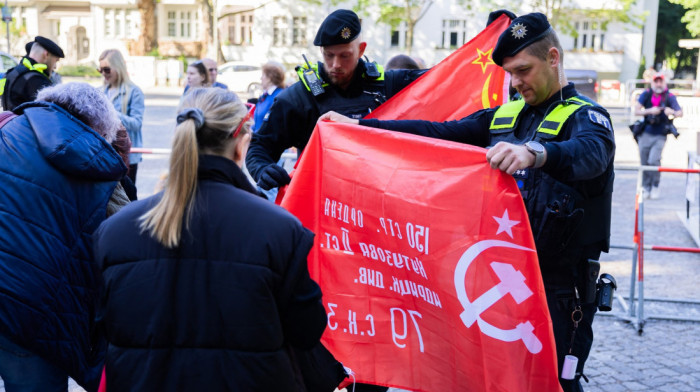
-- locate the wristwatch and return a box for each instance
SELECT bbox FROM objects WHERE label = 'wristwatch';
[525,141,546,169]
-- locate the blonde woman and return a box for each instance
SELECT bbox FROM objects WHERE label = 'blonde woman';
[99,49,144,188]
[93,88,326,390]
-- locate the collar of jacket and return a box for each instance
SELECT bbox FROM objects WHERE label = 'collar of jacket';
[197,154,262,197]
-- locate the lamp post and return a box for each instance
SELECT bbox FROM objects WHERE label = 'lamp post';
[2,0,11,53]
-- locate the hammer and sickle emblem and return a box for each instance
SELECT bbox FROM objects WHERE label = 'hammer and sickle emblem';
[454,240,543,354]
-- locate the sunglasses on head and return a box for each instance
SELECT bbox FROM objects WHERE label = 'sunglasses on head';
[232,103,255,138]
[97,67,111,75]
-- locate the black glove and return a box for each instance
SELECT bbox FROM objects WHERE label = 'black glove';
[486,9,517,27]
[257,164,291,190]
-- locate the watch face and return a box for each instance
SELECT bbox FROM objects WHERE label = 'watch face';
[527,142,544,154]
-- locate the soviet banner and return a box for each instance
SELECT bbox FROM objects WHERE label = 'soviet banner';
[281,122,562,392]
[366,14,510,121]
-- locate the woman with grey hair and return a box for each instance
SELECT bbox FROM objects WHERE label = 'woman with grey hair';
[0,82,127,391]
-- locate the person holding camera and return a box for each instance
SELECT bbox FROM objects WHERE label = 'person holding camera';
[634,72,683,199]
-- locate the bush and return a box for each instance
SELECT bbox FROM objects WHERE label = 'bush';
[57,65,100,77]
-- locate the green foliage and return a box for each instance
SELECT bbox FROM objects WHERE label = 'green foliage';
[669,0,700,36]
[57,65,100,77]
[656,0,695,74]
[146,47,161,57]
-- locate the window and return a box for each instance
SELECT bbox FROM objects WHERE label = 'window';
[293,16,307,46]
[389,22,409,49]
[273,16,288,46]
[573,19,604,51]
[391,31,399,47]
[168,11,176,37]
[105,8,112,36]
[441,19,466,49]
[226,11,253,45]
[167,9,199,39]
[104,8,139,39]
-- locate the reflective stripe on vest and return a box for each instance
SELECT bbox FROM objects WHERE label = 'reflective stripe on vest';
[21,58,48,75]
[0,78,6,95]
[490,99,525,129]
[490,97,592,137]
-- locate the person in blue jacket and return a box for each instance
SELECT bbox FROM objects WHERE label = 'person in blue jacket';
[0,82,128,392]
[92,87,327,391]
[99,49,145,189]
[321,12,615,392]
[253,61,286,132]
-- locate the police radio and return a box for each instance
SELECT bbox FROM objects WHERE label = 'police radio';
[301,54,325,96]
[363,56,381,79]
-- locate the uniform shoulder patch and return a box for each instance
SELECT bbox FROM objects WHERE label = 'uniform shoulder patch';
[587,109,612,131]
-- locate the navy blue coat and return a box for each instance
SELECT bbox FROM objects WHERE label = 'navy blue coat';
[93,155,327,391]
[0,102,127,390]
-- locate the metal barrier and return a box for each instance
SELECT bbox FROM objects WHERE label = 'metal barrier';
[609,164,700,334]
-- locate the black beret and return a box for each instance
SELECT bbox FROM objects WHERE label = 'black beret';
[25,41,33,55]
[313,9,361,46]
[34,36,64,58]
[486,9,517,27]
[492,12,552,66]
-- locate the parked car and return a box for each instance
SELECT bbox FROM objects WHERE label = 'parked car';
[0,51,18,77]
[565,69,598,101]
[216,61,263,97]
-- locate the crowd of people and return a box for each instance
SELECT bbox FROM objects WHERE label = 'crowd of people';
[3,6,679,392]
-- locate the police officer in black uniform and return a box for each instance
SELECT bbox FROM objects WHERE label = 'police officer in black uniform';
[245,9,424,192]
[320,12,614,392]
[1,36,64,111]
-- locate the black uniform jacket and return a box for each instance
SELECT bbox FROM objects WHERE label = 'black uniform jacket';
[2,56,52,110]
[93,155,327,391]
[246,59,424,182]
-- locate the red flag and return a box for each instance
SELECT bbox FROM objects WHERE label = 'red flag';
[366,15,511,121]
[281,122,562,392]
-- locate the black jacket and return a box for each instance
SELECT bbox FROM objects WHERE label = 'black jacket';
[93,155,327,391]
[2,56,52,110]
[246,60,424,181]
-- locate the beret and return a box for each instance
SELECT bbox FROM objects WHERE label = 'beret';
[486,9,517,27]
[492,12,552,66]
[25,41,33,55]
[34,36,65,58]
[313,9,361,46]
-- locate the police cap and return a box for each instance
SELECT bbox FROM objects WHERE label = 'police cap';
[313,9,361,46]
[33,36,65,58]
[492,12,552,66]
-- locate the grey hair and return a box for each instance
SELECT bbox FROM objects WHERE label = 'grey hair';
[36,82,122,142]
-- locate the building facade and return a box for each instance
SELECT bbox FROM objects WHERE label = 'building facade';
[3,0,655,87]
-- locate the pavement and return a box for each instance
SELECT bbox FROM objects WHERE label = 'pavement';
[2,88,700,391]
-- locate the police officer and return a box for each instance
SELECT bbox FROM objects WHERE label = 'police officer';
[245,9,424,192]
[1,36,64,110]
[320,12,614,392]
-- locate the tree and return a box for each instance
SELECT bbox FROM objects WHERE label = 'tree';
[669,0,700,35]
[657,0,695,75]
[135,0,157,55]
[198,0,214,58]
[354,0,434,54]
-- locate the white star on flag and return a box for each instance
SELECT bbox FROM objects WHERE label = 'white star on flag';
[492,209,520,238]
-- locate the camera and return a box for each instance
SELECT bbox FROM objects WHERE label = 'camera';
[595,273,617,312]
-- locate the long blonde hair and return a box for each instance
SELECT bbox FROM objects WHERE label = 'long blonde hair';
[139,88,252,248]
[99,49,132,87]
[99,49,133,114]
